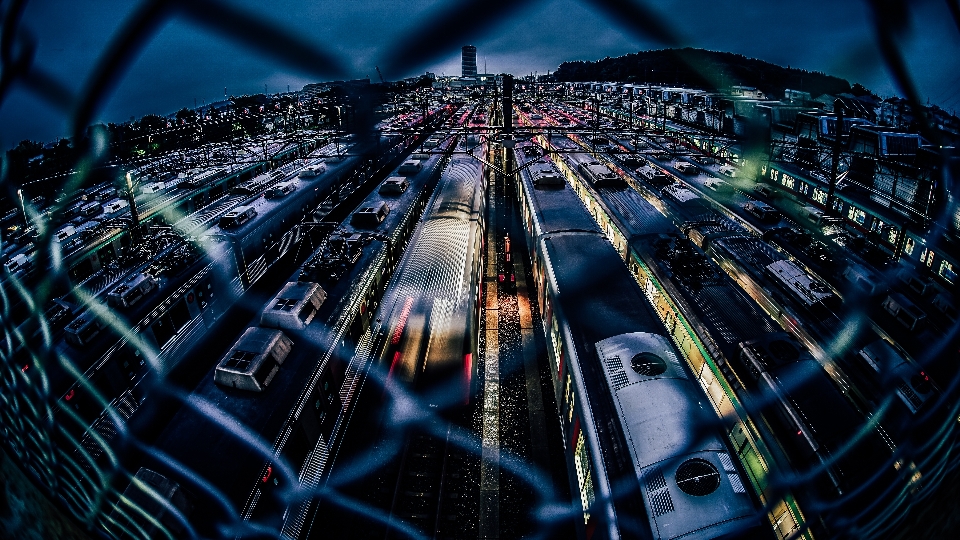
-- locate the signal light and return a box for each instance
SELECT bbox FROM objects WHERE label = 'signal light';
[262,465,273,483]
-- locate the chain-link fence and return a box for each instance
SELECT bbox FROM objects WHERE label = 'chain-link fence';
[2,1,959,539]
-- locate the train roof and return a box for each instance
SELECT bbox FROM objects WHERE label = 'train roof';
[54,242,216,392]
[594,187,677,240]
[148,141,454,510]
[542,233,660,343]
[596,333,757,539]
[425,154,483,221]
[341,146,447,238]
[596,333,725,464]
[206,151,360,239]
[380,147,483,311]
[517,161,600,235]
[761,358,894,488]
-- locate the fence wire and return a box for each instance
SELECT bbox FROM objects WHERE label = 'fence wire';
[1,1,959,539]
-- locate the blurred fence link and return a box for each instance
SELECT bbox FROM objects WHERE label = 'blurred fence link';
[1,0,959,539]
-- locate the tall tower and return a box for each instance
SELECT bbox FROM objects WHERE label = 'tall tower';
[461,45,477,80]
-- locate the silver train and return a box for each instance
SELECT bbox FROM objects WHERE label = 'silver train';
[514,149,762,539]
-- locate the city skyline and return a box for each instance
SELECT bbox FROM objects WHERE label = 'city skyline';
[2,0,959,148]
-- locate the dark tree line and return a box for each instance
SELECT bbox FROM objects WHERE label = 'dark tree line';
[554,48,871,100]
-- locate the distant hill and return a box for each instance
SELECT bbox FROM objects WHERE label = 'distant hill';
[554,48,872,100]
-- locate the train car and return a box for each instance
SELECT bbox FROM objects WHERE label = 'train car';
[117,134,459,538]
[7,108,460,540]
[540,139,922,537]
[737,335,900,533]
[374,148,485,401]
[304,139,485,538]
[48,135,419,459]
[514,147,762,540]
[201,149,364,288]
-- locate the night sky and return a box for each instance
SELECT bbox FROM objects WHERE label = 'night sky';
[2,0,959,149]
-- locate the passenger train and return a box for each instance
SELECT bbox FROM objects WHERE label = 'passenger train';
[513,147,763,539]
[45,111,456,503]
[537,133,936,537]
[302,136,486,538]
[107,131,462,538]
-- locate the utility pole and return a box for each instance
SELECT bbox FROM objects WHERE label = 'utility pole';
[828,98,844,215]
[124,171,141,242]
[501,74,514,177]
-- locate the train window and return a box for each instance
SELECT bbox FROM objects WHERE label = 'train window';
[675,459,721,496]
[630,353,667,376]
[169,299,191,331]
[152,317,175,348]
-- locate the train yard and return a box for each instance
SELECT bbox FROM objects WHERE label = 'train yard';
[2,81,958,540]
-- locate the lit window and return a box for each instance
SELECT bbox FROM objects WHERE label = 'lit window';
[904,238,915,256]
[940,261,956,283]
[813,189,828,204]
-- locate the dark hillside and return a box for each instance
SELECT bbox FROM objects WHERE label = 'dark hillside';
[555,48,867,99]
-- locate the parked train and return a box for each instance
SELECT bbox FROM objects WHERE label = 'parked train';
[107,132,462,538]
[374,148,486,404]
[513,148,762,539]
[46,115,457,487]
[308,140,486,538]
[544,136,936,537]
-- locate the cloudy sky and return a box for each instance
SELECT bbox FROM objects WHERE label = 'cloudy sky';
[2,0,959,148]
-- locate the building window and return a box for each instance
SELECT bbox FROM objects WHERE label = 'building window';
[921,248,935,267]
[887,227,899,245]
[797,182,810,195]
[781,174,796,190]
[904,237,915,256]
[813,188,828,205]
[940,261,956,284]
[847,206,866,225]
